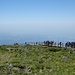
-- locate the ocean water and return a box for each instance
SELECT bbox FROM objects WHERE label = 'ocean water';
[0,34,74,45]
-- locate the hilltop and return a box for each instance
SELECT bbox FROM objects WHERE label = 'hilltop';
[0,45,75,75]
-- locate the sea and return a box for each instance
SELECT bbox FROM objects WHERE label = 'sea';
[0,33,74,45]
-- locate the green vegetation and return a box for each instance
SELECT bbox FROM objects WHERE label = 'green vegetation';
[0,45,75,75]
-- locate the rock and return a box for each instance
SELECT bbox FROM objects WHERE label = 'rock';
[62,56,68,59]
[12,67,20,71]
[8,64,13,68]
[39,69,42,73]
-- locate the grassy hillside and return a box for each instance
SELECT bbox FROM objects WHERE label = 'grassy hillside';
[0,45,75,75]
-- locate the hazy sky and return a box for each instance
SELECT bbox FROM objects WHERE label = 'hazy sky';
[0,0,75,39]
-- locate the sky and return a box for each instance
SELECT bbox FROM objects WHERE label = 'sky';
[0,0,75,42]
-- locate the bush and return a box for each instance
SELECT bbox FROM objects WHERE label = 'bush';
[48,47,62,52]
